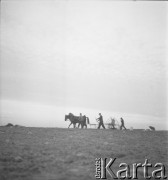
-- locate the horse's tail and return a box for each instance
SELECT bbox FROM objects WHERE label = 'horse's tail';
[86,117,90,124]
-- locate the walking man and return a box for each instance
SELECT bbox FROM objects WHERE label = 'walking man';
[120,117,126,130]
[78,113,83,128]
[96,113,106,129]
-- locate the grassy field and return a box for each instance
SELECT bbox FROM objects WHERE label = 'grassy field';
[0,126,167,180]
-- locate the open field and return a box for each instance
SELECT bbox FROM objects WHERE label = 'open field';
[0,126,167,180]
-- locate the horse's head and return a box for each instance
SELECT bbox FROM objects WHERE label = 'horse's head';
[65,113,73,121]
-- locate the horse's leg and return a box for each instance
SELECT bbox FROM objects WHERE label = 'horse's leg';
[68,122,72,128]
[73,123,76,128]
[84,120,87,129]
[83,120,87,129]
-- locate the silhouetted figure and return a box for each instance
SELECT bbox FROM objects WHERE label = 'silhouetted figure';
[6,123,13,127]
[111,118,116,129]
[97,113,106,129]
[79,113,83,122]
[78,113,83,128]
[149,126,155,131]
[78,114,88,129]
[78,113,83,127]
[120,117,126,130]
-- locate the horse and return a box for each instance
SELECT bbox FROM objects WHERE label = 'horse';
[78,115,90,129]
[65,113,80,128]
[65,113,90,128]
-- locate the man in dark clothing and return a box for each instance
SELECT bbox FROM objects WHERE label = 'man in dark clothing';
[96,113,106,129]
[120,117,126,130]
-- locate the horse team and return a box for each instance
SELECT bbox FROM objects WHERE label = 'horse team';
[65,113,90,128]
[65,112,127,130]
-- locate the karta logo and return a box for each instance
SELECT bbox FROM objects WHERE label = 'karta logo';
[95,158,167,179]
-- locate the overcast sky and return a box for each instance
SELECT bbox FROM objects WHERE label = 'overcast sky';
[0,0,167,129]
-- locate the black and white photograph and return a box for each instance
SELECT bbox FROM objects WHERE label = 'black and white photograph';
[0,0,167,179]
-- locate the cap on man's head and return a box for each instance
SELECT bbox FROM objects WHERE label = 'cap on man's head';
[99,113,101,115]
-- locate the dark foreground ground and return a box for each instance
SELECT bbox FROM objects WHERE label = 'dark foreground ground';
[0,127,167,180]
